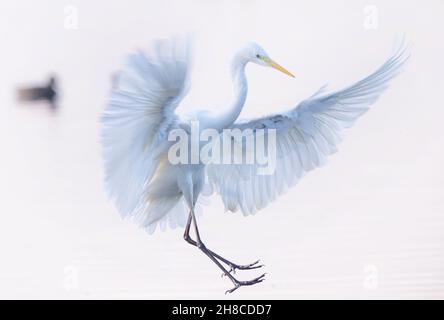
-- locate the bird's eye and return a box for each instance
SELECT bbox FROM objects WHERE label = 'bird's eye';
[256,54,260,58]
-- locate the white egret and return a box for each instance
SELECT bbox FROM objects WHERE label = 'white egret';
[101,38,407,293]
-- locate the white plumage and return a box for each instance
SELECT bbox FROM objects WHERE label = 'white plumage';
[101,38,407,228]
[101,38,192,233]
[208,46,408,215]
[100,37,407,292]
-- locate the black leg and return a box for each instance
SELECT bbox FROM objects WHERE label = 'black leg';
[183,210,266,294]
[184,211,263,273]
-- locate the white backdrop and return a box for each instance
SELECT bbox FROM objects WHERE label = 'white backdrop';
[0,0,443,299]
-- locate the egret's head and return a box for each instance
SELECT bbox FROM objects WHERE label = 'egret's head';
[241,42,294,78]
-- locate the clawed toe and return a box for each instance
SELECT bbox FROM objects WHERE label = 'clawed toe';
[236,260,264,270]
[241,273,266,285]
[221,259,264,277]
[225,285,240,294]
[225,273,266,294]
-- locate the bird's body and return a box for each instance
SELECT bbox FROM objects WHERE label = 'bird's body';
[18,76,58,109]
[101,37,407,293]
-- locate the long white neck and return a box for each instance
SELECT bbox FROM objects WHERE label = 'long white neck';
[212,55,248,131]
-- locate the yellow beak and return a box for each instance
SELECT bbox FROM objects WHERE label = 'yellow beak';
[264,57,295,78]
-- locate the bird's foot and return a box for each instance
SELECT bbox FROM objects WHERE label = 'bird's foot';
[221,260,264,277]
[225,273,266,294]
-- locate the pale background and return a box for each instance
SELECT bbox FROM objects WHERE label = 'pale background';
[0,0,443,299]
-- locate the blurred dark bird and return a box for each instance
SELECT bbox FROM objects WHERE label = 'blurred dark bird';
[17,76,58,109]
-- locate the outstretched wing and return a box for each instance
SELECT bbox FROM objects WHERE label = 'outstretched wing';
[101,37,191,217]
[207,44,408,216]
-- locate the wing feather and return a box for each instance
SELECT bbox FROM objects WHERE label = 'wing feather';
[207,43,408,215]
[101,38,191,218]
